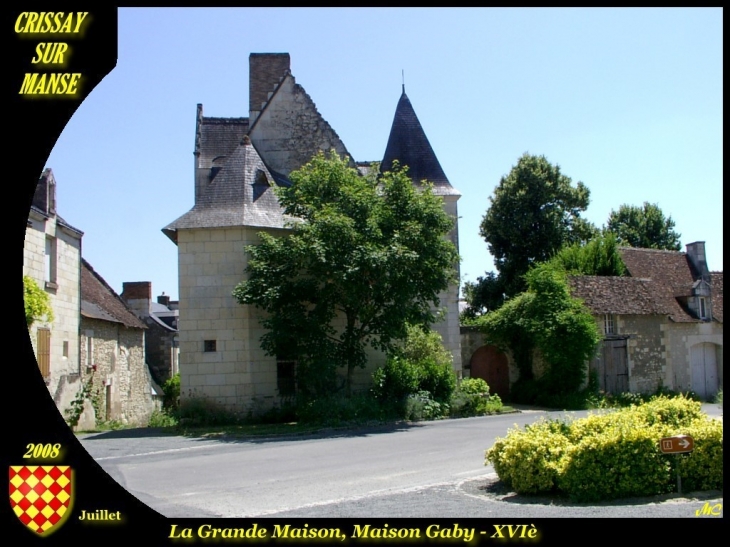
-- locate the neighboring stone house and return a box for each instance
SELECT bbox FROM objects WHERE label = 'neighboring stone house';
[163,53,461,412]
[24,168,85,417]
[569,243,723,399]
[121,282,180,385]
[79,259,161,427]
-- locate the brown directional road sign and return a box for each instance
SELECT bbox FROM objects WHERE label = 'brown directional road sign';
[659,435,694,454]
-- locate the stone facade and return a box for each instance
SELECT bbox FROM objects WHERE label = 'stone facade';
[165,53,462,413]
[569,244,723,399]
[23,168,84,417]
[80,259,161,427]
[460,244,723,400]
[79,318,158,426]
[121,281,179,385]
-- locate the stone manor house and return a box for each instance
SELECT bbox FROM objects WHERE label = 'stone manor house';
[163,53,462,412]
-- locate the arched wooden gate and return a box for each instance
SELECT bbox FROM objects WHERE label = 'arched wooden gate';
[469,345,510,399]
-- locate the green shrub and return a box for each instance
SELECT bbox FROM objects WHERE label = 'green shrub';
[405,391,449,421]
[674,419,723,493]
[371,356,421,403]
[147,409,178,428]
[417,357,456,403]
[372,325,456,411]
[162,373,181,411]
[486,419,571,494]
[634,395,703,427]
[558,423,674,502]
[450,378,503,417]
[23,275,54,327]
[485,398,723,502]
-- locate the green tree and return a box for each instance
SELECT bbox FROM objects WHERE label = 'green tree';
[549,232,626,277]
[233,152,459,398]
[479,263,600,397]
[605,202,681,251]
[460,272,506,321]
[23,275,53,327]
[478,153,596,299]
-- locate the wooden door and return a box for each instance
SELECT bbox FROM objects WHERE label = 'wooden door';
[469,345,510,398]
[691,343,718,400]
[591,338,628,394]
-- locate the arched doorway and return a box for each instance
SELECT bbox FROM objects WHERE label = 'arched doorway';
[469,345,510,399]
[690,342,719,400]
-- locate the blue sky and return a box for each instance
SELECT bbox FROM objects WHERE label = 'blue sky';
[44,8,723,301]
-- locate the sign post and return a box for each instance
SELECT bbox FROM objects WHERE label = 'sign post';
[659,435,694,495]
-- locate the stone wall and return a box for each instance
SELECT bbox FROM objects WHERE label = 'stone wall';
[249,75,352,177]
[145,321,177,384]
[24,209,82,417]
[664,320,723,394]
[177,223,464,412]
[80,318,159,426]
[178,226,271,412]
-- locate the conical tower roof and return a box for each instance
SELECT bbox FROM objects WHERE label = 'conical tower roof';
[381,88,459,196]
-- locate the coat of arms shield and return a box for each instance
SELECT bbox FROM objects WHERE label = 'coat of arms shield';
[9,466,73,535]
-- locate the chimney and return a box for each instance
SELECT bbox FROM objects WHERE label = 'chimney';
[33,168,56,216]
[121,282,152,319]
[685,242,710,282]
[249,53,290,121]
[157,292,171,307]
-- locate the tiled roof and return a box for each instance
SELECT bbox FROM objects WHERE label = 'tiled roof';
[81,259,146,329]
[620,247,706,322]
[570,247,723,323]
[568,276,664,315]
[381,89,460,197]
[711,272,723,323]
[620,247,695,297]
[163,139,289,240]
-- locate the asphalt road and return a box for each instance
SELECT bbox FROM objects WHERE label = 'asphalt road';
[77,404,723,518]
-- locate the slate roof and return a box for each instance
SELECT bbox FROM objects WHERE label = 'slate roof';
[195,113,249,171]
[81,259,147,329]
[381,88,460,197]
[163,137,289,241]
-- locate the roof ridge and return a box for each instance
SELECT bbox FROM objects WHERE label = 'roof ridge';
[81,258,146,329]
[619,246,685,255]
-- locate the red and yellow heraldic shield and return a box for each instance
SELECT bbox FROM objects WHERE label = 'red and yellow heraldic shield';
[9,466,73,535]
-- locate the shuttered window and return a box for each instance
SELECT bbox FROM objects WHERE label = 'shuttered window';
[36,328,51,378]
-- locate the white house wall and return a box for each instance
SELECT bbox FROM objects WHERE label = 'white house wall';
[24,211,82,413]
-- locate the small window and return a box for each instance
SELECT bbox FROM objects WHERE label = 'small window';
[62,340,69,359]
[204,340,217,352]
[604,314,616,335]
[44,236,57,288]
[85,333,94,368]
[699,297,708,320]
[277,360,297,397]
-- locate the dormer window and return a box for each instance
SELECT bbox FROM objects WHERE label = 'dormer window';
[699,297,708,320]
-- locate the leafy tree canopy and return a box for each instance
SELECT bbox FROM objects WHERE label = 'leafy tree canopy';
[605,202,681,251]
[479,153,596,299]
[232,151,459,398]
[549,232,626,277]
[477,263,600,396]
[24,275,53,327]
[460,272,506,322]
